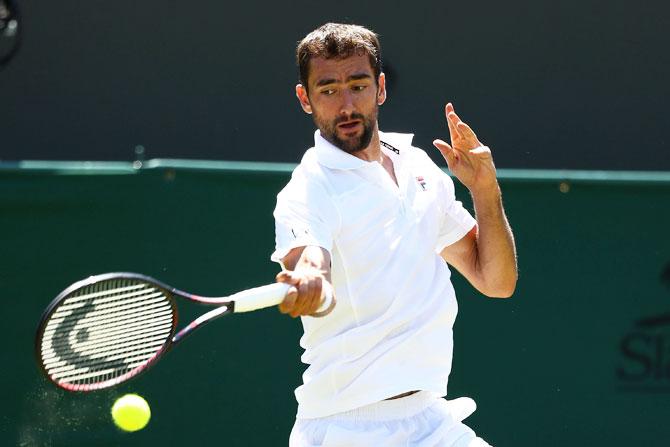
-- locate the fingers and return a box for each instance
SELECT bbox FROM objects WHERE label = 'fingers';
[445,103,459,145]
[276,270,326,318]
[295,275,322,317]
[456,121,477,141]
[444,103,481,149]
[276,271,299,315]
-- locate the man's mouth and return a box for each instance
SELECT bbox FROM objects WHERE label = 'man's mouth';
[337,120,362,132]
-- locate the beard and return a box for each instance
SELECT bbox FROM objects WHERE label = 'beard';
[313,108,377,154]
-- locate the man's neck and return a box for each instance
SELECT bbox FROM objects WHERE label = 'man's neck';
[352,129,398,185]
[351,129,382,163]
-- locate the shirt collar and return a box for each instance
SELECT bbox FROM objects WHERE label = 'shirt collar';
[313,130,415,170]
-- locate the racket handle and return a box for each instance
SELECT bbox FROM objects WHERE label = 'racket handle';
[232,283,291,312]
[232,281,334,315]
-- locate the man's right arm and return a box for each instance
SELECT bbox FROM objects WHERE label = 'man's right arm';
[276,245,334,317]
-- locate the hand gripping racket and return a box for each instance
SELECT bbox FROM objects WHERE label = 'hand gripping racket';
[35,272,332,392]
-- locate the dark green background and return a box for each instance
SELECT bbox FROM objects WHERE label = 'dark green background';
[2,162,669,445]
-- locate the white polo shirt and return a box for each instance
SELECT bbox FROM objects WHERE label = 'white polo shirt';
[272,130,476,419]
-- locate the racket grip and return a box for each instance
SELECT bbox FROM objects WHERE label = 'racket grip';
[232,283,291,313]
[232,281,335,315]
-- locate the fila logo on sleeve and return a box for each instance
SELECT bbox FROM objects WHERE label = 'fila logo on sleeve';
[291,227,310,239]
[416,176,427,191]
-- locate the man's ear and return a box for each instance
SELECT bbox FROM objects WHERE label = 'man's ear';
[296,84,312,114]
[377,73,387,106]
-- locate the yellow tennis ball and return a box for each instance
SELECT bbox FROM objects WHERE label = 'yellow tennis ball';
[111,394,151,432]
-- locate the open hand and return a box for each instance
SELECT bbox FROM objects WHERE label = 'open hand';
[433,103,498,194]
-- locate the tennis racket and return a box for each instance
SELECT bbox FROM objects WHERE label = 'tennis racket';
[35,272,332,392]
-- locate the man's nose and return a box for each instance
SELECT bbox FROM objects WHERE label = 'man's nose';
[339,90,355,116]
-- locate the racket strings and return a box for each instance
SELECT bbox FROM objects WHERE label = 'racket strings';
[42,311,173,359]
[45,327,171,371]
[40,279,175,387]
[43,294,169,336]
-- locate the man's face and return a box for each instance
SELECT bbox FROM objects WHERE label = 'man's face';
[297,54,386,154]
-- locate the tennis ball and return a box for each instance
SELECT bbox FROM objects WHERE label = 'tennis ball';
[111,394,151,432]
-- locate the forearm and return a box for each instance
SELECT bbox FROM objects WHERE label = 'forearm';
[470,184,517,297]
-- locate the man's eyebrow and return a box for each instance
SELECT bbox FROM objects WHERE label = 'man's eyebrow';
[315,78,338,87]
[314,73,373,87]
[347,73,373,82]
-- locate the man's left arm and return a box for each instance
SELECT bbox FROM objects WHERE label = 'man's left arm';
[434,103,517,298]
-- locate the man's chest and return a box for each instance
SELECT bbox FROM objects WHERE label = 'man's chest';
[328,162,444,251]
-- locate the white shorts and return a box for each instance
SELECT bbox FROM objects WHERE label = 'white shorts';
[289,392,492,447]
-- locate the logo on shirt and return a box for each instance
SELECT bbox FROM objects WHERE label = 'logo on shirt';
[416,176,427,191]
[291,227,310,239]
[380,141,400,154]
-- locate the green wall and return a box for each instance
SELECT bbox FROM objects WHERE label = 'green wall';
[2,161,669,446]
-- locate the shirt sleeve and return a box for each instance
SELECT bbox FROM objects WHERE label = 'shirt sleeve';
[435,170,477,252]
[271,169,339,265]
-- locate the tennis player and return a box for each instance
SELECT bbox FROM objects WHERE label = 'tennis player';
[272,23,517,446]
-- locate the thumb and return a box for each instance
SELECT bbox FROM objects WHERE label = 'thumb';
[276,271,299,312]
[276,271,300,298]
[433,139,457,167]
[276,270,300,285]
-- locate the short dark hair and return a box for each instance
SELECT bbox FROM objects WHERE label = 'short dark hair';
[296,23,382,90]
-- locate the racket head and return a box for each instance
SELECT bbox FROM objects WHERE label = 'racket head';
[35,273,178,392]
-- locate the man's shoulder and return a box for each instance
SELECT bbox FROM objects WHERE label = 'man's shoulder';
[293,147,326,179]
[281,148,329,191]
[277,151,336,208]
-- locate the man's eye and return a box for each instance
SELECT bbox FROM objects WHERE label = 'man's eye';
[321,89,336,96]
[352,85,367,91]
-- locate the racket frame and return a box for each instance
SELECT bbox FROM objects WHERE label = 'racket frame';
[34,272,236,392]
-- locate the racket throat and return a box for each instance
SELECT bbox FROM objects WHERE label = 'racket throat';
[171,305,232,345]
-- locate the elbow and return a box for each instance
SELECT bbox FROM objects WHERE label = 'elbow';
[488,286,515,299]
[482,273,517,299]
